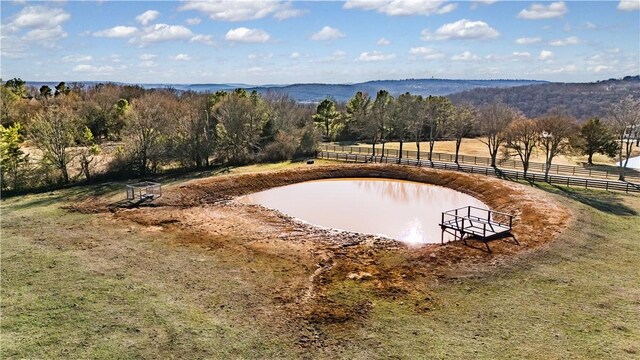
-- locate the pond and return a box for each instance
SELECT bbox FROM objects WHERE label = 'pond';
[616,156,640,169]
[238,178,488,245]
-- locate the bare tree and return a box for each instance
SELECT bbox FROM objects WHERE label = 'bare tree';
[29,103,80,183]
[214,89,266,164]
[504,118,539,177]
[175,93,215,168]
[536,110,579,180]
[127,91,175,175]
[608,96,640,181]
[449,103,476,164]
[422,96,453,162]
[78,126,101,180]
[392,92,418,162]
[371,90,393,157]
[477,102,519,167]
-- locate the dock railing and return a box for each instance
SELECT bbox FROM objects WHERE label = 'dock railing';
[440,206,513,240]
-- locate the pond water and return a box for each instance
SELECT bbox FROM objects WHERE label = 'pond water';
[238,178,488,245]
[616,156,640,169]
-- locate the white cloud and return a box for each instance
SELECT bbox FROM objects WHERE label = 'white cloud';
[517,2,568,20]
[186,17,201,25]
[511,52,531,59]
[515,37,542,45]
[9,6,70,30]
[225,27,270,43]
[22,25,67,44]
[325,50,347,62]
[139,54,157,60]
[421,19,499,41]
[543,64,577,74]
[173,54,191,61]
[357,51,396,61]
[62,54,93,62]
[136,10,160,26]
[311,26,345,41]
[618,0,640,11]
[538,50,554,60]
[73,64,116,74]
[344,0,457,16]
[190,34,214,45]
[139,24,193,44]
[583,22,597,30]
[408,47,445,60]
[179,0,305,21]
[377,37,391,46]
[93,26,138,38]
[549,36,581,46]
[273,5,308,20]
[139,61,157,68]
[6,6,70,47]
[451,51,479,61]
[588,65,613,73]
[290,52,301,59]
[470,1,498,10]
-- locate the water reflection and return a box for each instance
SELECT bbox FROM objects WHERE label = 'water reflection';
[238,178,488,245]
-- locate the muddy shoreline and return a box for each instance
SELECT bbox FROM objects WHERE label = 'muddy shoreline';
[74,163,572,337]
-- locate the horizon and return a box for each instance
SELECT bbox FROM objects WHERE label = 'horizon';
[2,1,639,84]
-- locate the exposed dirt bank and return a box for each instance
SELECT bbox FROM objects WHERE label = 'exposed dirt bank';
[72,163,571,342]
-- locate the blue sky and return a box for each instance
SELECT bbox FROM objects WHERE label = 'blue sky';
[1,0,639,84]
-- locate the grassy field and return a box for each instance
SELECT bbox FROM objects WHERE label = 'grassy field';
[2,161,639,359]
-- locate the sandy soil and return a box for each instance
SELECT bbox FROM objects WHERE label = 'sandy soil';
[70,163,571,335]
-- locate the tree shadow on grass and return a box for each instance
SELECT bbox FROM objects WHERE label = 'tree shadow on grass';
[535,184,638,216]
[3,183,123,212]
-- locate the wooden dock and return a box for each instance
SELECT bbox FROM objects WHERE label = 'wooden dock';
[439,206,514,252]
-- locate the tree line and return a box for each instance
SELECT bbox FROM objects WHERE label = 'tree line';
[1,78,317,192]
[316,90,639,181]
[1,77,639,193]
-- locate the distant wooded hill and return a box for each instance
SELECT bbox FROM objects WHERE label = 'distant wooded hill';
[243,79,546,103]
[448,76,640,121]
[27,78,545,103]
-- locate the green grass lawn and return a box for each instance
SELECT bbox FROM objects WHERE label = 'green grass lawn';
[2,162,639,359]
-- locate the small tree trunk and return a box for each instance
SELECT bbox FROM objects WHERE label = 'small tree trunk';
[325,121,330,140]
[398,140,404,163]
[454,138,462,164]
[428,140,435,161]
[587,152,593,165]
[61,166,69,184]
[381,141,386,158]
[416,139,421,160]
[618,138,625,181]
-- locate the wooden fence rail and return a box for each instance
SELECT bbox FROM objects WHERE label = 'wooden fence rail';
[319,144,640,183]
[316,151,640,194]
